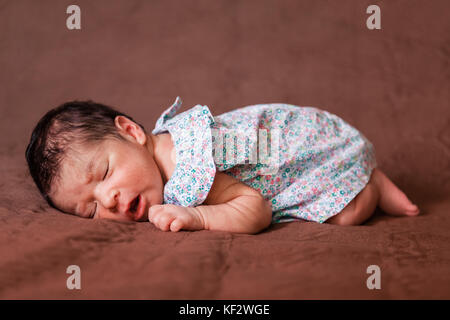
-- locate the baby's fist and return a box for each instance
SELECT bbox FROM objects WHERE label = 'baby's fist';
[148,204,204,232]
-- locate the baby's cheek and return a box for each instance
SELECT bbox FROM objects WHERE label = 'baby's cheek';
[150,177,164,205]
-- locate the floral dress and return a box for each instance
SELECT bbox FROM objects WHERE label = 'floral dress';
[152,97,377,224]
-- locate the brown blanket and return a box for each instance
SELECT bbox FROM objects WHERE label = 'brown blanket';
[1,0,449,299]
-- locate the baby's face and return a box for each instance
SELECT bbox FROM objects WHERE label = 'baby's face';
[49,118,164,222]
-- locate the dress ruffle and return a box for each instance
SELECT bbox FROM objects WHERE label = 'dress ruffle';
[152,97,217,207]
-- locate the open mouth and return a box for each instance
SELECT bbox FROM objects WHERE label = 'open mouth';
[130,195,140,213]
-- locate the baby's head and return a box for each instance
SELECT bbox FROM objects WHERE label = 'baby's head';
[25,100,164,222]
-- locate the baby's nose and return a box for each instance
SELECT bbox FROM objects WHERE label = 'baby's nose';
[104,191,120,213]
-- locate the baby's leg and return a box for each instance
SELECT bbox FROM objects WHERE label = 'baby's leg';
[327,168,420,226]
[326,178,379,226]
[371,168,420,216]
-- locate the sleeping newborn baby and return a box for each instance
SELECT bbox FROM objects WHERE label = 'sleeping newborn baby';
[25,97,420,234]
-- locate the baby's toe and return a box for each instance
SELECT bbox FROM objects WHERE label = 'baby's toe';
[405,204,420,216]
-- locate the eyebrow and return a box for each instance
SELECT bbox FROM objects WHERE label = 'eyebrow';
[84,158,96,185]
[74,157,96,217]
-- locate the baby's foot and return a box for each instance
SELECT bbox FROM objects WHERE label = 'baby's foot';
[371,168,420,216]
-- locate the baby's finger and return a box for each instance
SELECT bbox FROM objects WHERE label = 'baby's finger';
[148,205,163,222]
[158,213,177,232]
[149,210,166,227]
[170,218,184,232]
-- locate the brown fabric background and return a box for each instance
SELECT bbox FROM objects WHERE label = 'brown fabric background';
[1,0,449,299]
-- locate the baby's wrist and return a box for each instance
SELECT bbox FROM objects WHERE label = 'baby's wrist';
[186,206,207,230]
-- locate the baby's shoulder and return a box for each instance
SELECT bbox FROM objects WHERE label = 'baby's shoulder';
[153,132,177,183]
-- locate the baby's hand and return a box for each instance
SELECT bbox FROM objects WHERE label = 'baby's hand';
[148,204,204,232]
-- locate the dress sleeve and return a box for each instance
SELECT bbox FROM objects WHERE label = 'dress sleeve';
[162,104,217,207]
[152,97,183,135]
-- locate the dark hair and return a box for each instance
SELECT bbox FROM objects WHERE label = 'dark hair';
[25,100,146,209]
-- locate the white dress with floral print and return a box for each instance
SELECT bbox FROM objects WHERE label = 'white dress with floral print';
[152,97,377,224]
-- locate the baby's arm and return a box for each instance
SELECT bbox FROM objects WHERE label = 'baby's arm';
[194,171,273,233]
[148,171,273,234]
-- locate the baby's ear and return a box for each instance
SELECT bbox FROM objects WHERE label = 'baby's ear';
[114,116,146,145]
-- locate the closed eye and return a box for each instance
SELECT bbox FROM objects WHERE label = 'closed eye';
[89,162,109,218]
[91,162,108,218]
[103,162,109,180]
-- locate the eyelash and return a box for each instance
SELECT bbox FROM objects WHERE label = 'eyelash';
[91,163,109,218]
[102,163,109,180]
